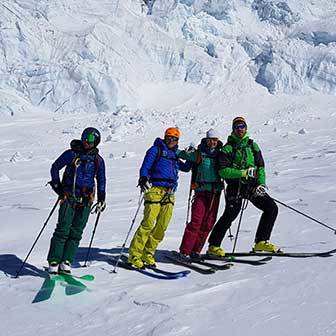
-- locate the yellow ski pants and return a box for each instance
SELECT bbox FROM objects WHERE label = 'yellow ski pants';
[128,186,175,259]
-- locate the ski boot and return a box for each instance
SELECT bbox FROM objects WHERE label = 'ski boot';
[206,245,225,257]
[48,261,59,275]
[176,252,191,262]
[253,241,280,253]
[128,256,144,269]
[59,260,71,274]
[190,252,202,260]
[142,253,156,267]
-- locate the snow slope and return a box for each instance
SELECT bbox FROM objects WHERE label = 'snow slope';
[1,1,336,336]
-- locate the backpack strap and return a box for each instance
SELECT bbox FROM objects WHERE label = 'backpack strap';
[190,149,203,190]
[154,146,162,165]
[230,138,256,163]
[152,145,179,166]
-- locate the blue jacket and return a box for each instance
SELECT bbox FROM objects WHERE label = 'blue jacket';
[51,140,106,201]
[140,138,190,191]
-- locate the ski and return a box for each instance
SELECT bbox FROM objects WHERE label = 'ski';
[43,267,94,281]
[32,274,63,303]
[70,274,95,281]
[164,251,217,275]
[33,271,92,302]
[190,258,234,270]
[203,255,272,266]
[110,256,190,280]
[145,265,191,278]
[225,248,336,258]
[59,273,87,295]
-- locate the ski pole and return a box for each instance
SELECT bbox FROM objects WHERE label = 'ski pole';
[83,209,102,267]
[228,228,234,241]
[231,198,249,254]
[15,198,60,278]
[111,193,145,273]
[272,197,336,234]
[185,183,193,225]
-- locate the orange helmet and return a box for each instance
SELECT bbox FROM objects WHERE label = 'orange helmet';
[164,127,181,139]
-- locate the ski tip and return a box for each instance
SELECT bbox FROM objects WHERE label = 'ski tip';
[79,274,95,281]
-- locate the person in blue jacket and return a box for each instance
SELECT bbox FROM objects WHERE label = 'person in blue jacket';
[128,127,190,268]
[47,127,106,274]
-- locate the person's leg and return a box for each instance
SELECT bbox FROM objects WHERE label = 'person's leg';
[208,197,242,247]
[193,192,221,254]
[47,200,75,263]
[179,192,207,255]
[250,194,278,243]
[61,205,91,263]
[143,193,175,258]
[128,187,163,260]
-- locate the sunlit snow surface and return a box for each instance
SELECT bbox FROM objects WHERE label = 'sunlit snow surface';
[1,1,336,336]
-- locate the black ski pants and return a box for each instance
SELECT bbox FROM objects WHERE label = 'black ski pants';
[208,192,278,247]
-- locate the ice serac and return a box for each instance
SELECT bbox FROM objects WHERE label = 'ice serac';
[0,0,336,116]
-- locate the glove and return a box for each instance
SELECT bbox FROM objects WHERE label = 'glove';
[255,185,268,197]
[242,167,257,179]
[95,201,106,213]
[49,180,63,197]
[247,167,257,178]
[184,142,196,153]
[138,176,151,193]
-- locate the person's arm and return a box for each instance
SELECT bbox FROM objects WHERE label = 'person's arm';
[139,146,159,178]
[50,150,74,183]
[178,159,192,172]
[217,146,245,179]
[49,150,74,195]
[252,142,266,186]
[96,157,106,202]
[176,149,198,163]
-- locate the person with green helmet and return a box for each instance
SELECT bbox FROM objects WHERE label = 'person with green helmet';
[207,117,279,256]
[47,127,106,274]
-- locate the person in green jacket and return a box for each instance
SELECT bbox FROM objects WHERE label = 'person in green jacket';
[207,117,279,256]
[177,129,224,259]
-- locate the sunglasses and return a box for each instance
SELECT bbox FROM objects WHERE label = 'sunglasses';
[165,136,179,142]
[233,124,246,130]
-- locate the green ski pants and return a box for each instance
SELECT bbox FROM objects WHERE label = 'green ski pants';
[47,198,91,264]
[128,186,175,259]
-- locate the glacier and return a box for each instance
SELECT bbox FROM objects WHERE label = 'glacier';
[0,0,335,117]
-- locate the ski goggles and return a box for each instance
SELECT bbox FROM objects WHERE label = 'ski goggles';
[84,133,96,143]
[233,123,247,130]
[165,136,179,142]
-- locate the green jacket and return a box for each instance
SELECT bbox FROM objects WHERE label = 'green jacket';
[177,139,223,192]
[218,133,266,186]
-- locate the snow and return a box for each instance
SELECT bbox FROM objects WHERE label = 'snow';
[1,0,336,335]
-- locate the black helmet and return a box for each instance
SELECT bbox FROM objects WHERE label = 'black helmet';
[81,127,101,146]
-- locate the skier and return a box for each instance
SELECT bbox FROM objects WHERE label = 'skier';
[47,127,106,274]
[207,117,279,256]
[127,127,190,268]
[177,129,224,259]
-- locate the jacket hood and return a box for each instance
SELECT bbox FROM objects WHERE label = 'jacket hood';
[70,139,99,155]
